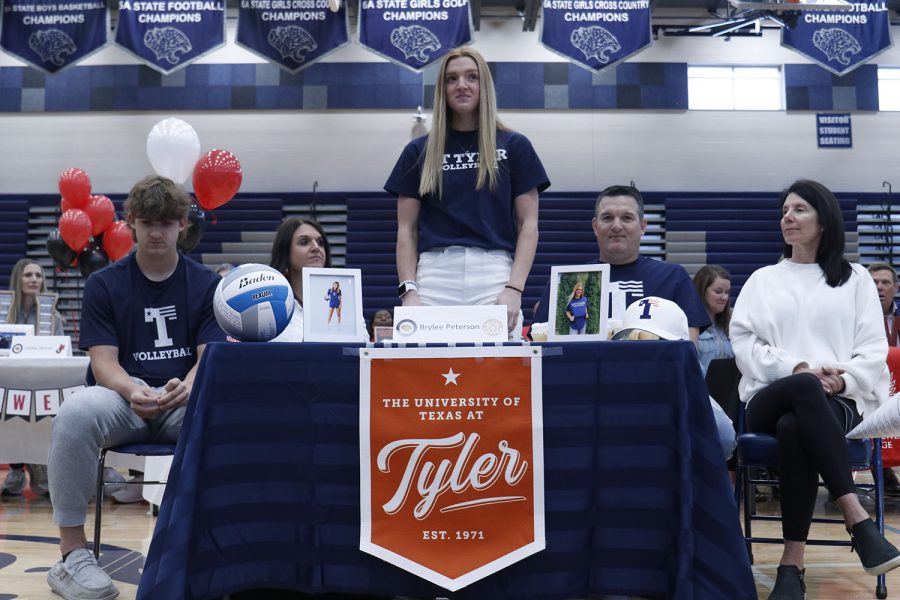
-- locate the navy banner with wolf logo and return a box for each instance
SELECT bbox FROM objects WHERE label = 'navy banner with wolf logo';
[782,4,892,76]
[539,0,652,72]
[0,0,108,73]
[236,1,349,73]
[358,0,472,72]
[115,0,226,74]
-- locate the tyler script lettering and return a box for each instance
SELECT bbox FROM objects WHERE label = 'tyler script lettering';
[377,432,528,520]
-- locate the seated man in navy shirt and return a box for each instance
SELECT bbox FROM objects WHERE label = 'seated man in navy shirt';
[534,184,710,341]
[46,176,225,600]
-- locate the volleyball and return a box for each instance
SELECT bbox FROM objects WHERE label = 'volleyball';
[213,263,294,342]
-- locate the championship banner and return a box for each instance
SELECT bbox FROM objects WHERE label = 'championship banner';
[357,0,472,72]
[235,1,349,73]
[115,0,226,74]
[0,0,108,74]
[360,345,544,591]
[782,3,892,76]
[539,0,652,72]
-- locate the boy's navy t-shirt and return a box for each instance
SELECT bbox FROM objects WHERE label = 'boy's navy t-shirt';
[79,253,226,387]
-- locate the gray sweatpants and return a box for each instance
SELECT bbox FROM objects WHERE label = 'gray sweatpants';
[48,382,183,527]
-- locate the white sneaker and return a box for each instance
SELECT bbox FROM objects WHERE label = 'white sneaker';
[110,476,144,504]
[47,548,120,600]
[27,464,49,496]
[1,467,26,496]
[101,468,126,499]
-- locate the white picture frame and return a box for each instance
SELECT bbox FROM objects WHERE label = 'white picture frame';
[547,264,611,342]
[301,267,366,343]
[0,324,35,357]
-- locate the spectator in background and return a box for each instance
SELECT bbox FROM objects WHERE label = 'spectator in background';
[867,262,900,496]
[693,264,734,374]
[1,258,64,497]
[386,46,550,337]
[367,308,394,342]
[46,175,225,600]
[269,218,331,343]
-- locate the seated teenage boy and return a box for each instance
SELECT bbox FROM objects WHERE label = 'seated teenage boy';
[46,175,225,600]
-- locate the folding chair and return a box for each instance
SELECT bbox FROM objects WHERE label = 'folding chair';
[735,429,888,599]
[93,443,176,559]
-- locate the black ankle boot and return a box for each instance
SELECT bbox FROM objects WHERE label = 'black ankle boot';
[849,518,900,575]
[768,565,805,600]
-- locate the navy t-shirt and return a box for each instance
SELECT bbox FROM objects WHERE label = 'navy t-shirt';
[566,296,589,329]
[79,253,226,387]
[384,128,551,253]
[534,256,711,330]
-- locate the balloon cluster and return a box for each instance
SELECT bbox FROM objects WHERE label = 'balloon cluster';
[49,168,135,277]
[145,118,243,250]
[47,119,244,278]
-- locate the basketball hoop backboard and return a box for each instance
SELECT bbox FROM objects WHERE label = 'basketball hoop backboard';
[728,0,853,11]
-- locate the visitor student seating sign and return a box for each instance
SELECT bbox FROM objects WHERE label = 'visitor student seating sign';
[359,345,545,590]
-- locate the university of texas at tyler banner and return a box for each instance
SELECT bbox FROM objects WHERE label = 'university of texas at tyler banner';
[539,0,652,72]
[360,346,544,591]
[0,0,108,73]
[782,2,892,76]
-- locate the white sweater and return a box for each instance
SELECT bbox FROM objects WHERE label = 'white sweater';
[731,260,889,417]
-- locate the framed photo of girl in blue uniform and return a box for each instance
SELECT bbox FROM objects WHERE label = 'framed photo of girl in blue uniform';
[302,267,367,342]
[547,264,610,342]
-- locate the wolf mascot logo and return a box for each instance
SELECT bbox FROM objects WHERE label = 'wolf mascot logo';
[144,27,193,65]
[570,26,621,64]
[268,26,318,63]
[812,28,862,66]
[28,29,77,66]
[390,25,441,63]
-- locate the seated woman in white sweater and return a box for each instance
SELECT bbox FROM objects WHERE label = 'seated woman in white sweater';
[731,180,898,600]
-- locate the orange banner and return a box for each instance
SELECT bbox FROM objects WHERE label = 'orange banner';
[360,346,544,591]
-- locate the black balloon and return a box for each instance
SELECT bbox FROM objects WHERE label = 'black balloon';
[47,228,77,270]
[178,203,206,252]
[78,241,109,278]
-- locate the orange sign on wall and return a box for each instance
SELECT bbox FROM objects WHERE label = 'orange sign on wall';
[359,346,545,591]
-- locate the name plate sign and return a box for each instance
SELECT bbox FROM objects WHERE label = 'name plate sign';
[10,336,73,358]
[393,305,507,343]
[359,345,545,590]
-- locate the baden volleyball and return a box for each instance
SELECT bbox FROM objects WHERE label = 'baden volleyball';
[213,263,294,342]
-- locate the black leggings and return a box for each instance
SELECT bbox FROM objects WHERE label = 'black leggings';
[746,372,862,542]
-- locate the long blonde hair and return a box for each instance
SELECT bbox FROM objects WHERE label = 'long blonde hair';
[7,258,46,328]
[566,281,585,304]
[419,47,507,199]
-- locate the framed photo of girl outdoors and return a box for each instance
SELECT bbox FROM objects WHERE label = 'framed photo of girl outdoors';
[302,267,366,342]
[547,264,610,342]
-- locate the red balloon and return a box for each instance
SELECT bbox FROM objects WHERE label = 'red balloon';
[59,209,92,252]
[58,168,92,209]
[192,149,242,210]
[60,195,74,213]
[102,220,134,262]
[85,194,115,236]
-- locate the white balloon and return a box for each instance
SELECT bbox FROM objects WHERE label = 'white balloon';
[146,118,201,185]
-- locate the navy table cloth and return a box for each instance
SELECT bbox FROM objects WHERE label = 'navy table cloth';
[137,341,755,600]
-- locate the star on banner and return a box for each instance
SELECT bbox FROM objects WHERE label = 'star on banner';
[442,368,460,386]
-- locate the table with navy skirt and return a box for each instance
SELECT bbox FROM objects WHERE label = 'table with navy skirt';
[136,341,756,600]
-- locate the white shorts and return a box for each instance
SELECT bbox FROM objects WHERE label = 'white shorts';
[416,246,523,338]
